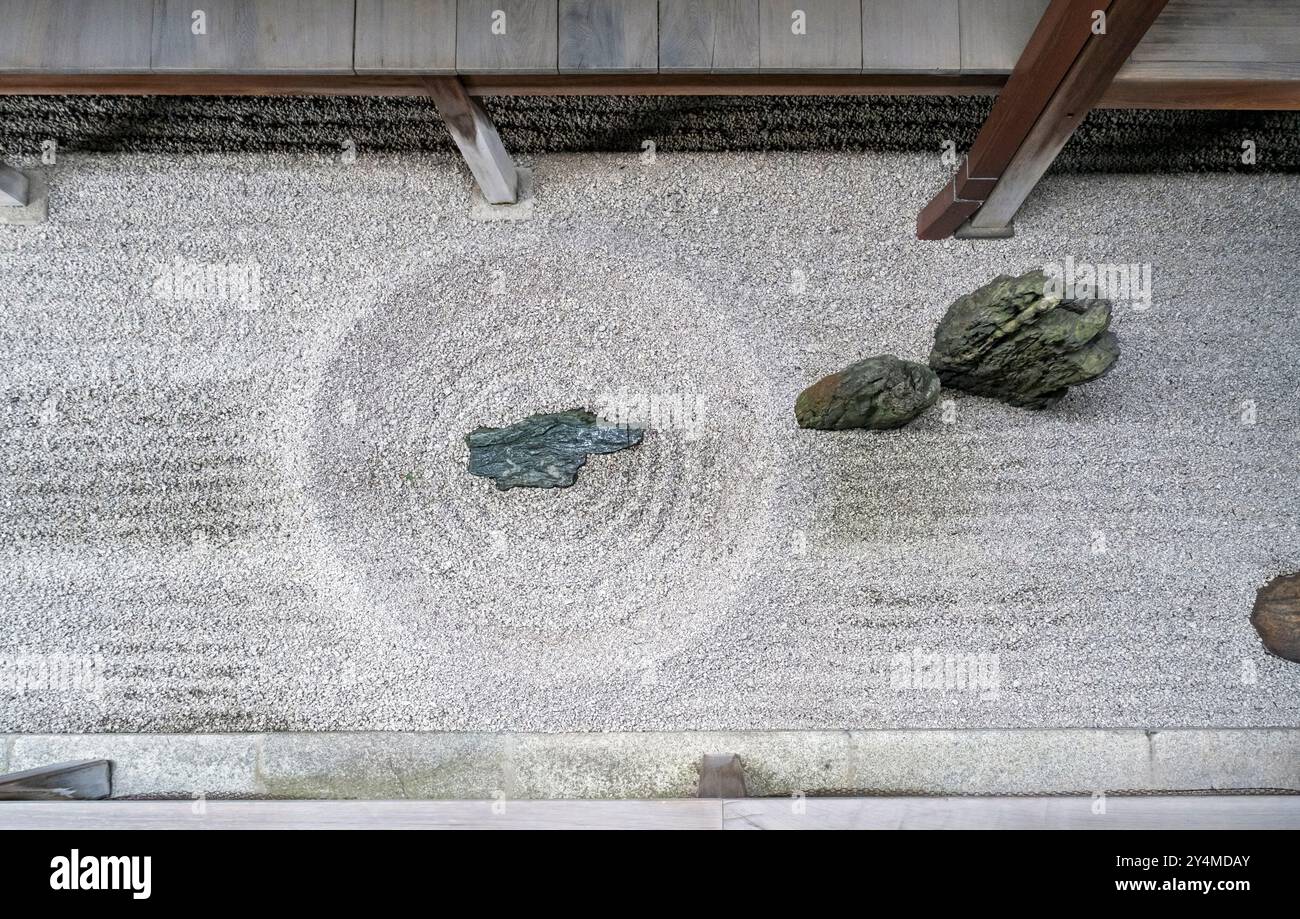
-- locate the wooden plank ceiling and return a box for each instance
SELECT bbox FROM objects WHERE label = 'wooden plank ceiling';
[1,0,1295,80]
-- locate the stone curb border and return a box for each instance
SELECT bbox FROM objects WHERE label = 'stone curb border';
[2,730,1297,800]
[7,798,1300,830]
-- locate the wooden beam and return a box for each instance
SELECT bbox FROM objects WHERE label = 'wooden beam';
[0,70,1294,107]
[958,0,1108,197]
[0,161,30,206]
[0,71,1293,115]
[0,72,437,96]
[966,0,1171,232]
[0,759,112,800]
[424,75,520,204]
[1102,74,1300,109]
[917,0,1106,239]
[918,0,1175,239]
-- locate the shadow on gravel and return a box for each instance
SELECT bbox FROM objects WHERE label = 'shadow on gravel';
[1,94,1297,173]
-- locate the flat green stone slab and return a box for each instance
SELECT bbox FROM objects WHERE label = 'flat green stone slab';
[467,409,643,491]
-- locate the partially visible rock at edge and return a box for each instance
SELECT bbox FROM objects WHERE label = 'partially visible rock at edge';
[1252,573,1300,663]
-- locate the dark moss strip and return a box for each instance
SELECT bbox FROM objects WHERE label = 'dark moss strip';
[0,94,1296,173]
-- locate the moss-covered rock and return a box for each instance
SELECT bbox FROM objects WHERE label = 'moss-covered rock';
[928,269,1120,409]
[467,409,642,491]
[795,355,940,431]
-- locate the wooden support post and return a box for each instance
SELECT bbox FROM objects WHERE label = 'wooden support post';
[424,76,520,205]
[967,0,1171,232]
[917,0,1167,240]
[0,161,30,207]
[918,0,1103,239]
[0,760,112,800]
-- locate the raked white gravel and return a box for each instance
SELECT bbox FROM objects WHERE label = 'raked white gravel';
[1,149,1297,731]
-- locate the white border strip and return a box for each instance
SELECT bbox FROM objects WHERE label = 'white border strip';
[3,797,1299,830]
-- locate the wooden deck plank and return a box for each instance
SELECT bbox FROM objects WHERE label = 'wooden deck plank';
[959,0,1050,72]
[0,0,155,73]
[658,0,760,73]
[457,0,559,73]
[1131,0,1300,63]
[152,0,356,73]
[758,0,862,72]
[862,0,961,73]
[559,0,658,73]
[1119,59,1300,83]
[355,0,458,73]
[4,0,1300,82]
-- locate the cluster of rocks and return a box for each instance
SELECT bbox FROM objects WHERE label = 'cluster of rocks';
[796,267,1121,431]
[460,274,1297,672]
[466,268,1123,492]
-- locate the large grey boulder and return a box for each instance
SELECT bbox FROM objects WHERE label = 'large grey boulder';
[467,409,642,491]
[795,354,941,430]
[928,269,1120,409]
